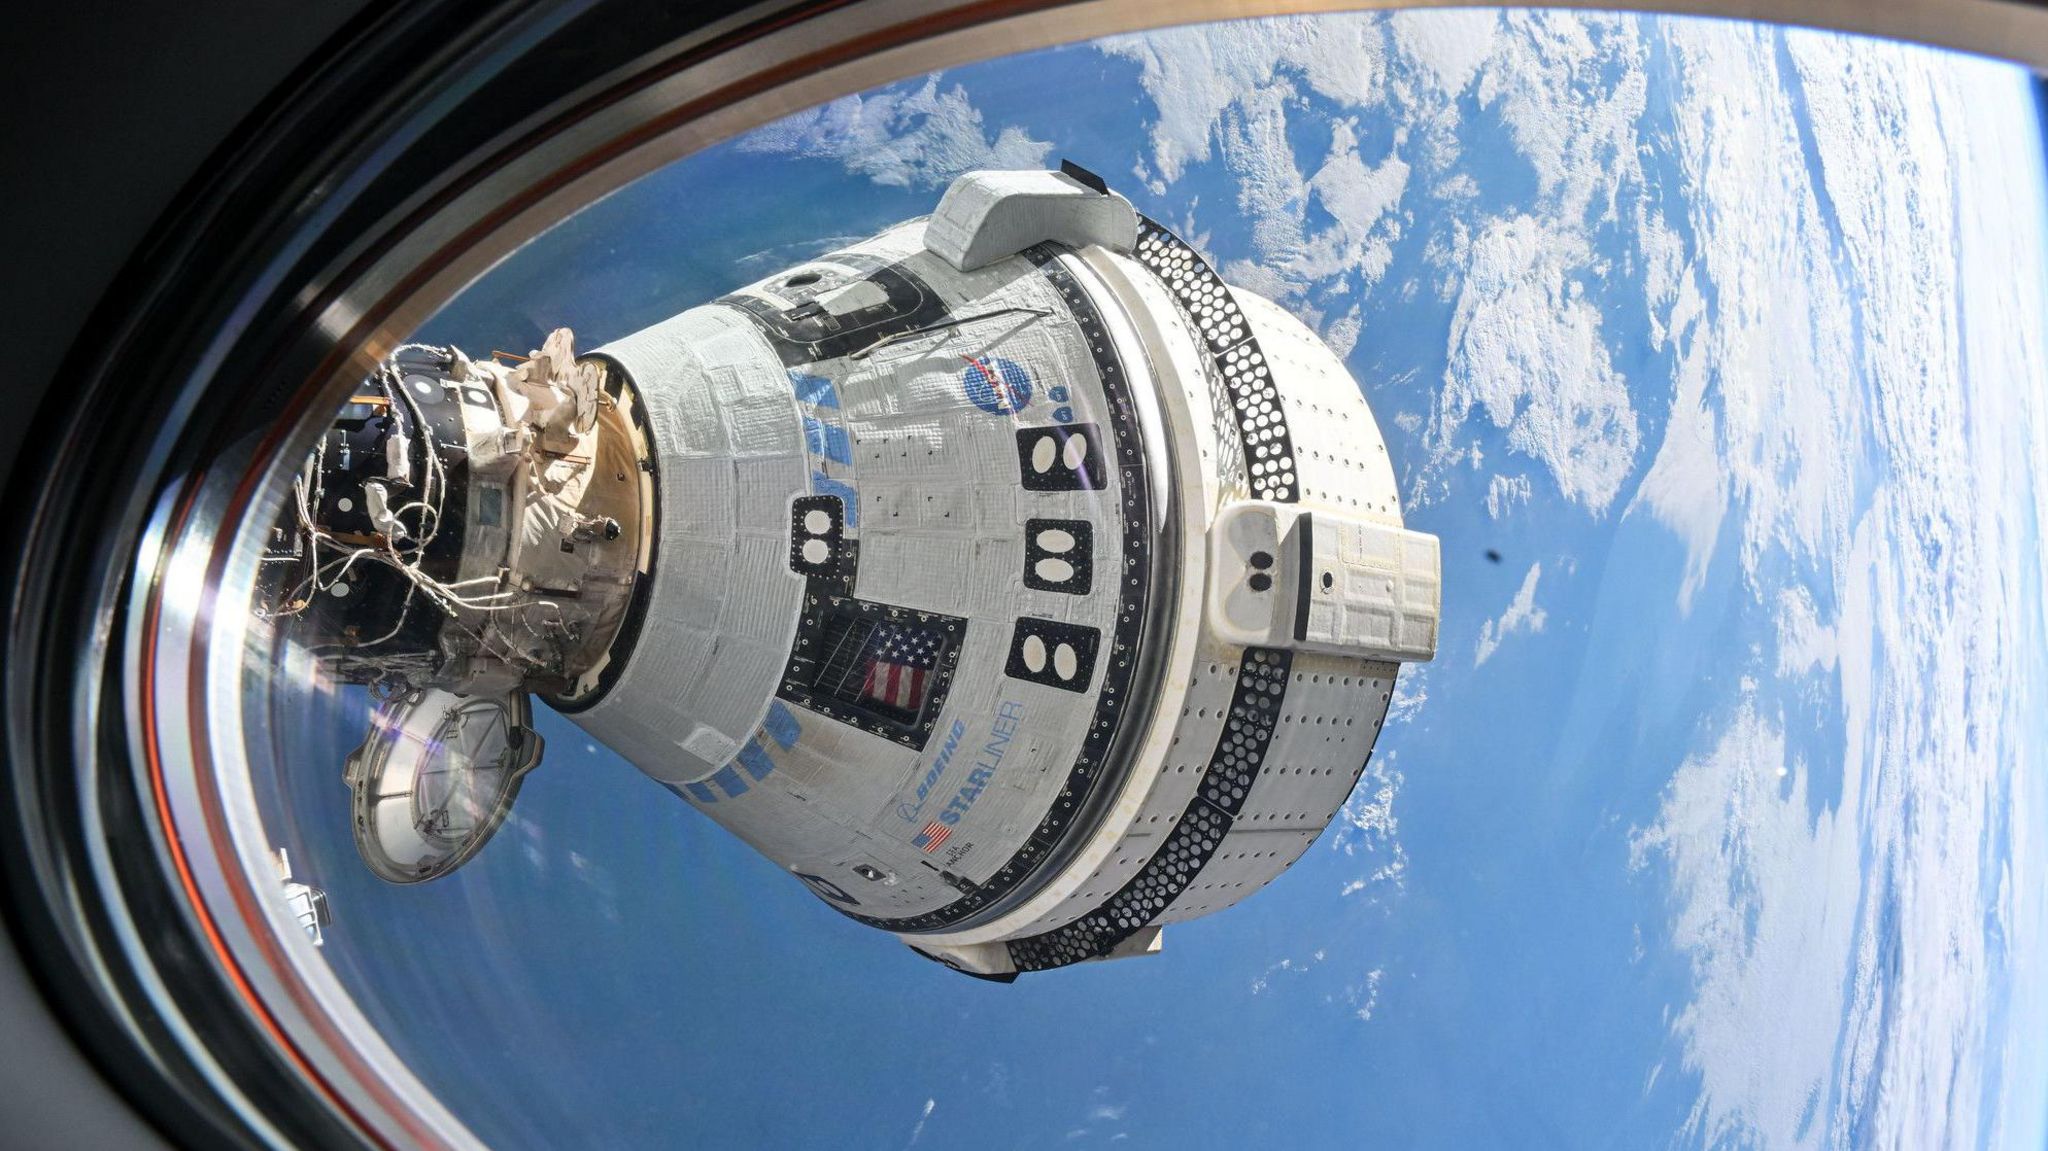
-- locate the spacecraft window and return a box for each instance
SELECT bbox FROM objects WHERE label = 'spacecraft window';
[40,6,2048,1151]
[800,611,955,727]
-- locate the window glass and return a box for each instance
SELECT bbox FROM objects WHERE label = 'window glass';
[242,11,2048,1148]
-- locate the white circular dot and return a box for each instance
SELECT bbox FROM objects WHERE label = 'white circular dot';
[1037,528,1076,553]
[1061,433,1089,470]
[803,509,830,534]
[801,539,829,564]
[1022,635,1047,673]
[328,582,351,598]
[1035,557,1075,584]
[1053,643,1079,680]
[336,496,354,512]
[1030,435,1057,474]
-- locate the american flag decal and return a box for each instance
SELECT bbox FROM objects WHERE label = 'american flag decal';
[862,623,940,712]
[915,820,952,853]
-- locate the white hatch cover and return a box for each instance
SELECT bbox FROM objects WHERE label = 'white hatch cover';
[344,688,545,883]
[923,167,1138,272]
[1207,502,1440,663]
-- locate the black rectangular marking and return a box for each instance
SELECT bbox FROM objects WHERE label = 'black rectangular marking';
[1003,617,1100,693]
[1016,423,1107,491]
[789,494,850,584]
[1293,513,1315,642]
[778,594,964,748]
[719,261,951,367]
[1023,518,1093,595]
[1059,158,1110,194]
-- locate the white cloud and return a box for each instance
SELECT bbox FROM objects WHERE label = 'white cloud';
[1627,23,1858,610]
[1332,749,1403,861]
[1218,79,1308,272]
[1065,1087,1130,1142]
[1102,18,1413,324]
[1385,663,1428,726]
[1475,561,1547,666]
[1328,752,1409,916]
[906,1098,935,1148]
[1302,118,1410,288]
[1435,215,1642,513]
[1352,968,1384,1022]
[1386,8,1499,100]
[740,76,1051,189]
[1100,16,1389,187]
[1773,586,1837,678]
[1312,120,1410,233]
[1626,265,1724,610]
[1484,474,1532,519]
[1630,702,1856,1149]
[1631,23,2048,1149]
[1095,14,1662,522]
[732,234,866,282]
[1249,958,1286,995]
[1475,13,1649,225]
[1396,14,1669,517]
[1214,98,1412,314]
[1323,303,1363,359]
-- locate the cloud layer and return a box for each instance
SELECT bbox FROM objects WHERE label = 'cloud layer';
[740,77,1052,189]
[1474,561,1547,666]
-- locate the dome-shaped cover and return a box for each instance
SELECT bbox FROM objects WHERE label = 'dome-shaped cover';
[344,688,544,884]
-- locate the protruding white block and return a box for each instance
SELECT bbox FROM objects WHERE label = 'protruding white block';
[1207,501,1439,663]
[923,169,1139,272]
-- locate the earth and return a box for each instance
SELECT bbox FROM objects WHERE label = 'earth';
[272,11,2048,1149]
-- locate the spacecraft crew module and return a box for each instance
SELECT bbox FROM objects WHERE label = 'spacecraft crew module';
[260,164,1441,979]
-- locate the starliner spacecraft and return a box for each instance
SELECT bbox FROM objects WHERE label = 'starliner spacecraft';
[261,164,1441,979]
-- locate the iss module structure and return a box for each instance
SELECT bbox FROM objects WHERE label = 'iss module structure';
[262,164,1441,979]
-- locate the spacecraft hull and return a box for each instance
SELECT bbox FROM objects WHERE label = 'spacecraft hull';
[569,169,1440,972]
[575,215,1178,929]
[272,167,1440,976]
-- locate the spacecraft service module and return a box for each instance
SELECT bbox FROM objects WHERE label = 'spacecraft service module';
[260,164,1441,979]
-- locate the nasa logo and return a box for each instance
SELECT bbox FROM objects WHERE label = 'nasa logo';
[960,354,1033,415]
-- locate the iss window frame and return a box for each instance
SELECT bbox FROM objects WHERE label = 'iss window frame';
[777,593,966,748]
